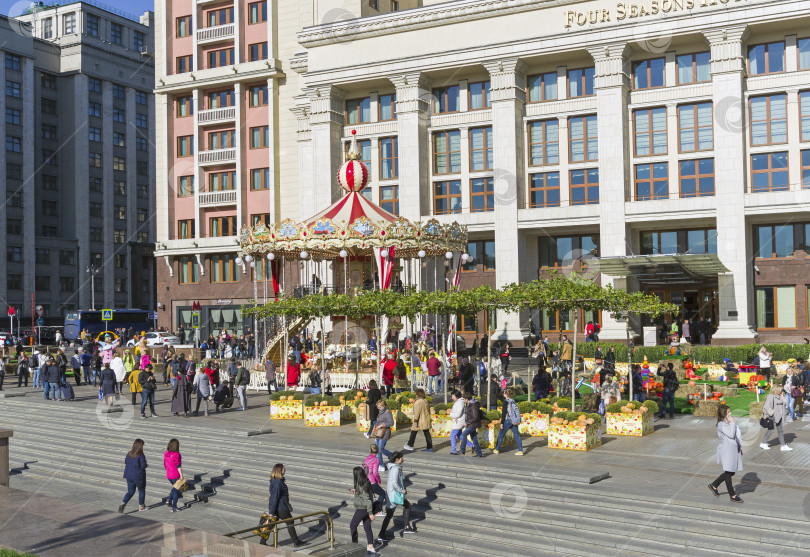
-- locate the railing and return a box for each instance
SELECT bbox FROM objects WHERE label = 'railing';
[199,190,237,206]
[224,511,334,549]
[198,148,236,165]
[197,23,235,43]
[198,106,236,124]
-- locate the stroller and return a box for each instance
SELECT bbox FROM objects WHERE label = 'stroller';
[213,380,234,412]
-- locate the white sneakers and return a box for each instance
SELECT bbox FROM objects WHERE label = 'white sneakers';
[403,444,414,451]
[363,433,370,439]
[781,445,793,451]
[760,443,770,450]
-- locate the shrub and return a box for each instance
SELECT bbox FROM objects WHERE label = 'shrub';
[433,403,450,412]
[618,399,630,407]
[304,395,326,407]
[606,402,623,413]
[291,392,305,401]
[397,392,416,405]
[385,398,401,411]
[535,403,554,415]
[548,342,810,365]
[517,401,535,414]
[587,413,602,426]
[486,410,501,422]
[643,400,659,413]
[555,397,572,409]
[326,395,341,406]
[270,390,297,401]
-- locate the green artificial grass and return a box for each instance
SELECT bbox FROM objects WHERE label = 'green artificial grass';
[0,549,37,557]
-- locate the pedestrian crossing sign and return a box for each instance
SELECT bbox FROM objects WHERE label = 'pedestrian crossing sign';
[191,312,200,329]
[101,309,113,321]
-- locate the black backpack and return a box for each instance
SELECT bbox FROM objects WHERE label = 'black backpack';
[465,399,482,424]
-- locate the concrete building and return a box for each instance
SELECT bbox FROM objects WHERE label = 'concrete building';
[2,1,155,324]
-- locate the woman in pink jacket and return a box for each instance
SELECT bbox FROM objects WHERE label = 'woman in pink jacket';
[140,352,151,371]
[363,445,386,513]
[163,438,184,512]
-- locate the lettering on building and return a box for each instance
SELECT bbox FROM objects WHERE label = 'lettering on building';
[564,0,745,28]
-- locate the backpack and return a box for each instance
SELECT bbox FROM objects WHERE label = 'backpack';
[465,399,481,424]
[30,354,39,368]
[506,399,521,425]
[309,370,321,387]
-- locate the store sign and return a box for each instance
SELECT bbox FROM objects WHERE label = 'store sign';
[564,0,745,28]
[216,299,232,304]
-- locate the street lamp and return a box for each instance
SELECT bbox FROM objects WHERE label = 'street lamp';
[85,264,100,310]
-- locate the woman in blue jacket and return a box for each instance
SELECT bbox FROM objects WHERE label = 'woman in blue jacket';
[119,438,148,513]
[266,463,305,548]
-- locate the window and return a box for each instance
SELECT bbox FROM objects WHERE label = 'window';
[471,177,494,213]
[249,85,268,107]
[113,108,125,123]
[6,219,21,235]
[113,131,125,147]
[433,85,459,114]
[434,180,461,214]
[528,72,557,102]
[751,152,788,192]
[42,200,57,216]
[136,137,147,151]
[433,131,461,174]
[114,254,126,268]
[346,97,371,125]
[6,247,22,263]
[676,52,710,84]
[110,23,122,45]
[6,136,21,153]
[138,209,147,223]
[41,74,57,89]
[634,163,668,201]
[482,241,496,270]
[207,90,235,109]
[88,101,101,117]
[179,256,199,284]
[35,248,50,264]
[633,58,665,89]
[640,231,677,255]
[135,114,147,129]
[211,255,240,283]
[207,7,234,26]
[570,169,599,205]
[5,54,20,71]
[207,48,234,69]
[88,78,101,93]
[42,149,57,166]
[113,156,126,171]
[115,205,126,220]
[41,98,57,115]
[749,42,785,76]
[138,184,148,199]
[178,220,195,239]
[137,161,148,176]
[112,85,125,99]
[528,120,559,166]
[114,181,126,196]
[135,90,147,105]
[89,178,102,192]
[249,42,268,61]
[209,171,236,191]
[6,108,20,125]
[380,186,399,215]
[177,135,193,157]
[207,129,236,150]
[250,126,269,149]
[6,80,21,98]
[750,94,787,146]
[133,31,145,51]
[41,225,57,238]
[89,202,102,217]
[249,1,268,24]
[567,67,594,98]
[115,278,127,293]
[177,16,192,37]
[59,277,75,292]
[251,168,270,190]
[379,94,396,121]
[679,159,715,198]
[469,81,491,110]
[6,191,22,207]
[7,274,22,289]
[252,213,271,227]
[569,116,598,162]
[89,152,102,168]
[42,18,53,39]
[60,251,75,265]
[529,172,560,208]
[86,14,99,37]
[7,163,21,180]
[755,225,795,258]
[89,126,102,142]
[756,286,796,329]
[344,139,372,178]
[678,103,713,152]
[379,138,398,180]
[801,92,810,142]
[469,127,492,171]
[176,95,193,117]
[634,108,667,156]
[803,150,810,190]
[176,55,193,74]
[113,229,126,244]
[539,235,599,268]
[36,276,50,290]
[137,232,149,243]
[62,12,76,34]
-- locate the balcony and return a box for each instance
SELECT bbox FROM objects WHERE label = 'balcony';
[197,23,235,44]
[199,189,237,206]
[198,148,236,166]
[198,106,236,124]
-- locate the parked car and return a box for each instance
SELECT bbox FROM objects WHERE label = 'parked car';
[126,332,181,348]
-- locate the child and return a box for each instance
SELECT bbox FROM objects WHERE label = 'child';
[363,445,386,512]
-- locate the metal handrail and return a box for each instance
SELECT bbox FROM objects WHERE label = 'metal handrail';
[224,510,333,549]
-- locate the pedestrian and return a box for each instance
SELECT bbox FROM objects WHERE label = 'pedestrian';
[308,366,322,395]
[111,351,127,394]
[16,354,29,387]
[92,350,103,386]
[425,352,441,395]
[376,452,415,541]
[70,351,81,386]
[193,364,212,417]
[493,388,524,455]
[458,357,474,395]
[460,391,484,457]
[561,338,573,373]
[631,364,645,403]
[264,358,277,394]
[757,346,773,383]
[80,349,92,385]
[708,406,744,503]
[31,350,42,390]
[487,373,501,410]
[119,438,148,513]
[0,355,5,391]
[372,399,394,469]
[44,357,62,401]
[449,390,466,455]
[532,365,552,401]
[657,363,678,419]
[138,364,158,418]
[364,380,382,439]
[403,388,433,453]
[499,344,511,374]
[163,439,184,512]
[349,466,377,555]
[760,384,792,451]
[235,363,250,410]
[56,349,68,387]
[782,367,800,422]
[394,359,409,393]
[127,364,142,406]
[123,350,136,382]
[266,463,305,547]
[287,357,301,388]
[363,445,387,510]
[170,368,192,417]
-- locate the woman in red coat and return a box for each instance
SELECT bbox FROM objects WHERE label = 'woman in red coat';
[382,356,396,398]
[286,357,301,388]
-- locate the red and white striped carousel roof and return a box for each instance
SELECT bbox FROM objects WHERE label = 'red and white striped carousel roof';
[305,191,397,229]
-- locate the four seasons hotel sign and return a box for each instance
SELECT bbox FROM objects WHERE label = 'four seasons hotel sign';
[564,0,747,27]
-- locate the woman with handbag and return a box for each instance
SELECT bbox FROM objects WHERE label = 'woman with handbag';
[267,463,305,548]
[376,452,415,541]
[163,438,184,512]
[119,438,148,513]
[363,445,386,510]
[760,384,792,451]
[708,406,744,503]
[363,380,382,439]
[348,466,377,555]
[403,389,432,453]
[782,367,800,422]
[372,400,394,470]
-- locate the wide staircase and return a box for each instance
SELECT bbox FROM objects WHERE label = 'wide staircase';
[2,399,808,556]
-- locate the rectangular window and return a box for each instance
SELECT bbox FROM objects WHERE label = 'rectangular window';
[138,209,147,223]
[250,126,269,148]
[5,54,20,71]
[207,7,234,26]
[208,129,235,149]
[798,38,810,70]
[112,131,125,147]
[113,229,126,244]
[802,150,810,190]
[42,124,57,140]
[6,136,21,153]
[36,276,50,290]
[539,235,599,268]
[249,42,268,61]
[6,219,21,235]
[137,161,148,176]
[41,74,57,89]
[346,97,371,125]
[7,274,22,289]
[113,85,125,99]
[249,1,268,24]
[6,247,22,263]
[751,152,789,192]
[433,130,461,174]
[252,213,271,227]
[251,168,270,190]
[379,138,398,180]
[88,101,101,117]
[176,55,193,74]
[750,94,787,146]
[135,90,147,105]
[113,156,126,171]
[35,248,50,264]
[211,255,240,283]
[60,251,75,265]
[63,13,76,34]
[209,171,236,191]
[679,158,715,198]
[433,180,462,215]
[569,115,598,162]
[249,85,268,107]
[748,41,785,76]
[41,98,57,115]
[5,80,21,98]
[89,126,102,142]
[89,152,102,168]
[110,23,122,45]
[469,81,491,110]
[114,254,126,268]
[113,108,125,123]
[178,220,195,239]
[133,31,145,51]
[7,163,22,180]
[60,277,75,291]
[42,18,53,39]
[380,186,399,215]
[528,120,559,166]
[42,149,57,166]
[115,278,127,293]
[756,286,796,329]
[570,168,599,205]
[136,137,147,151]
[567,67,594,98]
[634,107,667,156]
[86,14,98,37]
[207,90,235,108]
[470,177,494,213]
[379,94,396,121]
[114,180,126,196]
[640,231,678,255]
[634,162,669,201]
[6,108,20,125]
[88,78,101,93]
[115,205,126,220]
[89,202,102,217]
[41,225,57,238]
[755,225,795,258]
[483,241,496,270]
[6,192,22,207]
[528,72,557,102]
[179,256,199,284]
[433,85,459,114]
[138,184,148,199]
[801,92,810,142]
[678,102,713,152]
[207,48,234,69]
[176,16,192,37]
[469,127,492,171]
[177,135,194,157]
[529,172,560,208]
[633,58,666,89]
[136,114,147,129]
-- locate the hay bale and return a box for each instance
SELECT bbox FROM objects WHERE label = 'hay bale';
[714,385,740,398]
[660,358,686,380]
[693,398,721,417]
[749,401,765,420]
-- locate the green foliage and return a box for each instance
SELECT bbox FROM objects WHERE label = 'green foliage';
[433,403,450,412]
[517,401,535,414]
[618,399,630,407]
[643,400,659,413]
[555,397,572,409]
[535,402,554,415]
[485,410,501,422]
[587,413,602,426]
[396,392,415,405]
[291,392,305,401]
[270,390,297,401]
[326,395,341,406]
[606,402,623,413]
[385,398,401,410]
[304,395,327,406]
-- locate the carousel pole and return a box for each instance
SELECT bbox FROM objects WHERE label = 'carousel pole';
[341,249,349,374]
[282,255,288,389]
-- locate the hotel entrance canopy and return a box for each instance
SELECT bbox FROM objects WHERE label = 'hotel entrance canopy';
[597,254,729,286]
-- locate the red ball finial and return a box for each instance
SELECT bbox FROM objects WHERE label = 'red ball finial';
[351,129,357,136]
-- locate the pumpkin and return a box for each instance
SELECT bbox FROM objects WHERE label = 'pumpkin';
[321,400,328,407]
[640,406,648,413]
[585,418,594,425]
[688,381,695,386]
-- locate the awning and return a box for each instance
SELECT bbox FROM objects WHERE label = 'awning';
[597,254,729,285]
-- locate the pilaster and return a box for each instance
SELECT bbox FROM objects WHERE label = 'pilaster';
[74,74,91,310]
[102,81,114,308]
[126,87,138,308]
[309,86,344,211]
[21,58,35,317]
[291,99,313,221]
[0,59,6,310]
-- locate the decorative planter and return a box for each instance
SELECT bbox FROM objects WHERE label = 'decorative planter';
[479,423,516,449]
[342,400,367,420]
[518,413,550,437]
[429,414,453,438]
[605,413,654,436]
[357,413,397,433]
[270,400,303,420]
[547,423,601,451]
[399,404,415,421]
[304,405,342,427]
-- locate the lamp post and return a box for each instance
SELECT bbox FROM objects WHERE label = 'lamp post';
[85,264,100,310]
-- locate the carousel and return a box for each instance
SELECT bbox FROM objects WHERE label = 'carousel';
[238,131,469,388]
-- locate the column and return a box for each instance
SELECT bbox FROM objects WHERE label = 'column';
[484,59,526,342]
[191,87,201,238]
[74,74,91,310]
[0,59,6,310]
[266,77,278,219]
[787,89,801,191]
[234,82,244,227]
[389,72,430,220]
[126,87,138,308]
[308,86,344,210]
[291,100,313,221]
[704,26,757,342]
[588,43,632,340]
[21,58,35,317]
[102,81,114,307]
[557,115,570,206]
[665,102,679,199]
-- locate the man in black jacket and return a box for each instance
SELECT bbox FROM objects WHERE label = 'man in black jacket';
[532,366,552,400]
[42,357,61,401]
[138,366,158,418]
[56,349,68,386]
[658,363,679,419]
[460,392,483,457]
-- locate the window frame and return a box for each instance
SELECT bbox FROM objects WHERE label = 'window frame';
[633,107,668,157]
[529,171,561,208]
[632,57,666,90]
[432,130,461,175]
[748,41,786,76]
[678,158,715,198]
[345,97,371,125]
[179,256,199,285]
[379,137,398,180]
[678,102,714,153]
[433,180,462,215]
[469,126,493,172]
[528,119,559,166]
[527,72,558,103]
[177,135,194,157]
[248,42,268,62]
[249,125,269,149]
[211,255,240,283]
[802,149,810,190]
[468,81,491,110]
[433,85,460,114]
[470,177,494,213]
[567,67,595,98]
[568,115,598,163]
[570,168,600,206]
[380,185,399,215]
[634,162,669,201]
[177,95,193,117]
[378,93,396,121]
[177,219,195,239]
[250,168,270,190]
[749,94,788,146]
[756,285,797,330]
[751,151,789,193]
[754,224,796,259]
[248,1,268,24]
[676,52,711,85]
[207,47,235,69]
[209,216,237,237]
[249,84,268,107]
[176,55,193,74]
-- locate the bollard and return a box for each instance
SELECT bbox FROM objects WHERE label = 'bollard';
[0,429,13,487]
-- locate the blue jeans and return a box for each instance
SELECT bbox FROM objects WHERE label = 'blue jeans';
[375,438,391,467]
[32,368,41,388]
[450,428,463,453]
[140,390,155,415]
[93,369,101,386]
[43,381,52,399]
[167,477,180,509]
[633,392,645,403]
[123,479,146,506]
[170,378,176,389]
[495,420,523,452]
[82,366,92,384]
[428,375,439,394]
[366,419,377,436]
[785,392,795,420]
[461,426,482,456]
[661,389,675,416]
[310,387,321,394]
